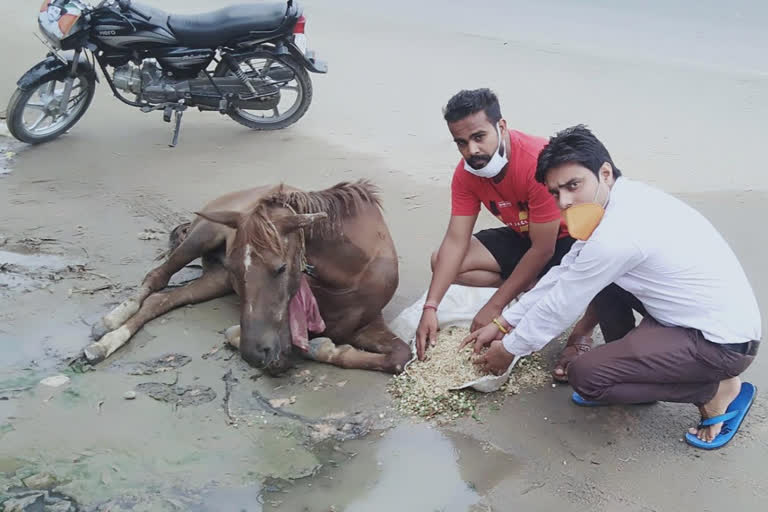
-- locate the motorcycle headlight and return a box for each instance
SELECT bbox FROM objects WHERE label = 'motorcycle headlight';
[38,0,85,49]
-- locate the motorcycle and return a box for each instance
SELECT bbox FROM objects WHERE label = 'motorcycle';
[6,0,327,146]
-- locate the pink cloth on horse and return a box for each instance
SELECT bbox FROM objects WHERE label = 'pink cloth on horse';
[289,275,326,352]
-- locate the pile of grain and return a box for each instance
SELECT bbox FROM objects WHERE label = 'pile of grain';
[503,352,550,395]
[402,326,487,397]
[389,325,552,420]
[389,326,486,419]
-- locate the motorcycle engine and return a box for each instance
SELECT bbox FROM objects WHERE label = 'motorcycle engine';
[113,60,191,104]
[112,59,282,110]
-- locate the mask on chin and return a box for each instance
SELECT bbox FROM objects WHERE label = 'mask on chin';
[464,125,508,178]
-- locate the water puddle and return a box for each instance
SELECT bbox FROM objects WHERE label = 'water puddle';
[187,486,264,512]
[0,375,521,511]
[0,249,72,270]
[260,422,521,511]
[0,456,25,475]
[0,246,86,294]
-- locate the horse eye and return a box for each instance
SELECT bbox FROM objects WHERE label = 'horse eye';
[275,263,287,276]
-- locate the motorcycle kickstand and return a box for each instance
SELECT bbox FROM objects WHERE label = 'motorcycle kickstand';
[169,109,184,147]
[163,101,187,148]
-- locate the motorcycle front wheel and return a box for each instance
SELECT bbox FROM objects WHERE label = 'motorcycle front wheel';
[215,53,313,131]
[6,72,95,144]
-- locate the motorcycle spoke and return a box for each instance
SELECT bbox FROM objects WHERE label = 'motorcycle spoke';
[26,102,46,110]
[29,113,50,131]
[67,91,87,108]
[230,56,305,125]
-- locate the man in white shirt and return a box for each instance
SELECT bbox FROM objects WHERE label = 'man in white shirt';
[463,125,761,449]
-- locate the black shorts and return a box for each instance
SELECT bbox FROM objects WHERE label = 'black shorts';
[474,226,576,280]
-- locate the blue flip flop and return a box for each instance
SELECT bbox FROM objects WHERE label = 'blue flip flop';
[571,391,658,407]
[572,391,606,407]
[685,382,757,450]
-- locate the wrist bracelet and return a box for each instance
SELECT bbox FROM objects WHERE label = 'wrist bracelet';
[492,317,509,334]
[423,304,438,312]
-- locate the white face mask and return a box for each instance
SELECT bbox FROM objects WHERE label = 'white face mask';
[463,125,508,178]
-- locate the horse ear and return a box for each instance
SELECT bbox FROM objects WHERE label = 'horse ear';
[195,210,241,229]
[280,212,328,232]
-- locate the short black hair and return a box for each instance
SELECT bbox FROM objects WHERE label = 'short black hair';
[535,124,622,184]
[443,88,502,125]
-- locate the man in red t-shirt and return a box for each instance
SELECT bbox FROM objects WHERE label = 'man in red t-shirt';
[416,89,579,363]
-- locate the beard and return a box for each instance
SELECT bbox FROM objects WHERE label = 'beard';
[467,155,491,168]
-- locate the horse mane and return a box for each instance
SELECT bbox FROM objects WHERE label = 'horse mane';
[234,179,382,258]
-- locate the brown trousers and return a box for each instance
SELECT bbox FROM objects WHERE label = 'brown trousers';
[569,285,757,406]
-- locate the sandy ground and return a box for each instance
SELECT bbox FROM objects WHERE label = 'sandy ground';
[1,0,768,510]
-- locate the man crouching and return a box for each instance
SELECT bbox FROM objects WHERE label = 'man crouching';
[464,124,761,450]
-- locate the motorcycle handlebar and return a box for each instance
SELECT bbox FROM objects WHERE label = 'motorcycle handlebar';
[117,0,151,21]
[129,6,151,21]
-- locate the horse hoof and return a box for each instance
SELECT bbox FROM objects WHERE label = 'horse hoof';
[83,343,107,363]
[90,320,110,340]
[307,337,336,361]
[224,325,240,348]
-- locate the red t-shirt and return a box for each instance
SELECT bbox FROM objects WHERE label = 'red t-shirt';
[451,130,569,239]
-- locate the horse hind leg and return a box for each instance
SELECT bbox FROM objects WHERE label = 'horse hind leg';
[90,220,224,340]
[84,264,232,362]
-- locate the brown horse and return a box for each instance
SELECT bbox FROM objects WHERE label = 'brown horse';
[83,180,411,374]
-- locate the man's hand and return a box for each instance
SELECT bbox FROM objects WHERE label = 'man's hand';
[415,309,439,361]
[460,321,504,354]
[471,302,502,332]
[475,340,516,376]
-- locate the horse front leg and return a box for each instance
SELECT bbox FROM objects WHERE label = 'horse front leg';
[84,265,231,362]
[89,281,155,341]
[304,316,411,374]
[85,221,226,361]
[224,325,241,349]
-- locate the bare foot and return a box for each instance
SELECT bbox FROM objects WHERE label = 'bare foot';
[689,377,742,443]
[552,335,593,383]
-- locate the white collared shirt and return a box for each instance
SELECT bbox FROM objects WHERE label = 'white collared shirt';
[501,177,762,356]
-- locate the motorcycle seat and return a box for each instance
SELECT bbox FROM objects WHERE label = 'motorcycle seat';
[168,3,292,48]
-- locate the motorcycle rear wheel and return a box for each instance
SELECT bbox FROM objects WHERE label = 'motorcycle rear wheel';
[215,53,313,131]
[6,73,95,144]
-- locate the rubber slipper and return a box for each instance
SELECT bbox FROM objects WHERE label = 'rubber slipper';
[571,392,607,407]
[685,382,757,450]
[571,392,657,407]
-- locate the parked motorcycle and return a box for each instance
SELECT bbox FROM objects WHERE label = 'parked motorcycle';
[6,0,327,146]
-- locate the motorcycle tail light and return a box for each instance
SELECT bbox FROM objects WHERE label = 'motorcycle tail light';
[293,15,306,34]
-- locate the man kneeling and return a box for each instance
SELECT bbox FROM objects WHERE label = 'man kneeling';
[464,125,761,449]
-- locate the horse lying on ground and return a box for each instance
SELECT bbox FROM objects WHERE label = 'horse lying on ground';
[83,180,411,374]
